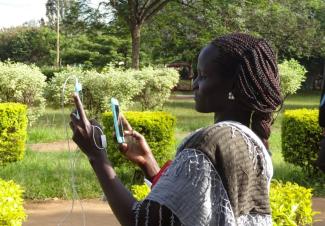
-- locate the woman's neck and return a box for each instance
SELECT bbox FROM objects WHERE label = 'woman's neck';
[214,106,251,127]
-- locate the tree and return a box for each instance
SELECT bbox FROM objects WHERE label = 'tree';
[103,0,172,69]
[0,27,57,65]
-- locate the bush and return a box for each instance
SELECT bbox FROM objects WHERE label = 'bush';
[0,178,26,226]
[128,180,317,225]
[83,69,143,115]
[126,179,317,225]
[0,61,46,125]
[102,111,176,185]
[40,66,64,82]
[270,180,316,226]
[0,103,27,165]
[131,184,150,201]
[282,109,321,173]
[278,59,307,97]
[133,67,179,110]
[46,67,143,116]
[45,67,86,107]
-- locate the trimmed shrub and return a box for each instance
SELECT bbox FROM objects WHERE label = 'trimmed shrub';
[270,180,316,226]
[0,61,46,125]
[128,179,316,225]
[0,178,26,226]
[282,109,321,173]
[0,103,27,165]
[129,180,317,225]
[102,111,176,185]
[278,59,307,97]
[133,67,179,110]
[131,184,150,201]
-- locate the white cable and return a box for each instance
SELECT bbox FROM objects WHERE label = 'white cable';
[92,125,107,150]
[57,75,86,226]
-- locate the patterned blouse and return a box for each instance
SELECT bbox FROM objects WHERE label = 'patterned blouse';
[132,121,273,226]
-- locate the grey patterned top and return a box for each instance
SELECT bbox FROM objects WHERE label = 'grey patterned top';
[133,121,273,226]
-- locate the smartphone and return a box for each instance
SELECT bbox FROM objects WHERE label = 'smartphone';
[111,98,125,143]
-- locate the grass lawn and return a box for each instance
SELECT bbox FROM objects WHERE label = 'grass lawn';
[27,108,72,144]
[1,90,324,199]
[0,150,102,199]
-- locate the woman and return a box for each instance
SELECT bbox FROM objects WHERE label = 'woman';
[70,33,282,225]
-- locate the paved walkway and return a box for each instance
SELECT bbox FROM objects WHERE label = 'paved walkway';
[23,198,324,226]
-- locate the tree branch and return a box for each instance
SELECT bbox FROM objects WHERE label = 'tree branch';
[139,0,171,22]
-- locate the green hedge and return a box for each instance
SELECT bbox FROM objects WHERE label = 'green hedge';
[102,111,176,185]
[0,178,26,226]
[0,103,27,165]
[129,180,316,225]
[282,109,321,173]
[270,180,316,226]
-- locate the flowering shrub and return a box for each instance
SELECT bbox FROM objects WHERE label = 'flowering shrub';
[0,61,46,124]
[278,59,307,97]
[46,67,178,116]
[133,67,179,110]
[46,67,143,116]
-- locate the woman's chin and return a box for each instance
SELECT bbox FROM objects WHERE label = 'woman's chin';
[194,104,211,113]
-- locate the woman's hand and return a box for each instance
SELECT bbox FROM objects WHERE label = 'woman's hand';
[69,94,107,161]
[118,116,160,179]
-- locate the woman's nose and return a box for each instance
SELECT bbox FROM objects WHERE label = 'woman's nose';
[192,77,198,90]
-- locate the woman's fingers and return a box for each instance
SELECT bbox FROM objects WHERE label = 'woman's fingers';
[118,143,128,154]
[120,114,132,131]
[70,110,80,125]
[124,130,143,141]
[73,94,88,125]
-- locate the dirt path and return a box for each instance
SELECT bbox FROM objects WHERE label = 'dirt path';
[23,198,324,226]
[28,140,77,152]
[314,198,325,226]
[23,199,120,226]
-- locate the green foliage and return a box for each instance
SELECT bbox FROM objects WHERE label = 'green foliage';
[46,67,178,116]
[244,0,324,59]
[282,109,322,173]
[0,27,56,66]
[278,59,307,97]
[270,180,316,226]
[102,111,176,184]
[129,179,318,225]
[0,61,46,124]
[40,66,65,81]
[0,103,27,165]
[0,179,26,226]
[133,67,179,110]
[45,67,86,106]
[131,184,150,201]
[46,67,143,116]
[0,150,102,199]
[61,34,130,69]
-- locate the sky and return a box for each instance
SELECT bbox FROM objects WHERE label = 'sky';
[0,0,101,29]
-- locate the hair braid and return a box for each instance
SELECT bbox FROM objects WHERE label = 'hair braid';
[211,33,282,149]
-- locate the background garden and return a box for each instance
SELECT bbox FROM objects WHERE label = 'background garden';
[0,0,324,225]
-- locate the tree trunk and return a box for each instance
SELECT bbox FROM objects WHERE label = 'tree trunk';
[131,23,141,69]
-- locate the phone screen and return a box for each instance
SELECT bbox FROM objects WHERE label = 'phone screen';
[111,97,124,143]
[114,105,124,137]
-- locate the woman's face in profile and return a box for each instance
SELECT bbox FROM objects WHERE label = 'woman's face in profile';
[193,44,233,113]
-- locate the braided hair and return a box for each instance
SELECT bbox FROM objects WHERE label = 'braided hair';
[211,33,282,149]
